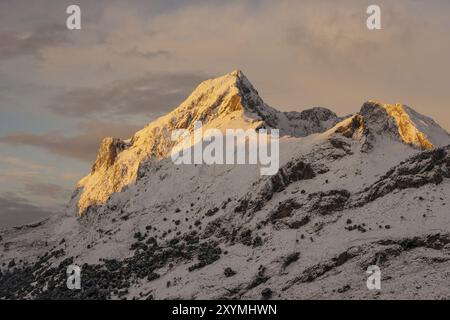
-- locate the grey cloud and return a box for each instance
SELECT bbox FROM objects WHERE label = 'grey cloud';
[286,26,379,68]
[24,182,70,199]
[285,5,416,68]
[122,47,172,60]
[0,24,71,60]
[47,72,209,119]
[0,121,141,162]
[0,192,54,229]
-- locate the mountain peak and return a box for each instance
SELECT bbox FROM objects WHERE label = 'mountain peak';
[71,71,341,215]
[72,70,272,214]
[222,69,250,85]
[362,101,435,149]
[336,100,450,151]
[161,70,262,126]
[194,69,255,96]
[227,69,245,79]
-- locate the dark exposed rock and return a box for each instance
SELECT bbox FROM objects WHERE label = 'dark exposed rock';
[335,114,365,139]
[269,199,301,223]
[133,232,146,242]
[282,252,300,269]
[354,147,450,207]
[247,266,269,290]
[283,247,359,290]
[202,218,224,239]
[269,160,315,194]
[224,267,237,277]
[188,242,222,272]
[240,229,253,246]
[130,242,148,251]
[307,190,351,214]
[288,216,310,229]
[283,107,340,137]
[337,285,351,293]
[329,138,353,155]
[205,207,219,217]
[252,236,263,247]
[182,231,200,245]
[261,288,273,300]
[7,259,15,269]
[360,245,403,269]
[234,199,249,213]
[345,224,367,233]
[147,272,160,281]
[91,137,129,172]
[359,102,400,152]
[235,159,314,214]
[375,233,450,251]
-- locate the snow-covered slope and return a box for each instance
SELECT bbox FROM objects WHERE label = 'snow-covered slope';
[1,71,450,300]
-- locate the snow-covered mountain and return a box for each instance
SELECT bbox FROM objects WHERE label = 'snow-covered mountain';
[71,70,341,215]
[1,71,450,300]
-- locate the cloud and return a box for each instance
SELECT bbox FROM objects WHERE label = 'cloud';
[122,47,172,60]
[283,3,416,68]
[0,156,50,170]
[0,192,54,229]
[0,170,39,182]
[24,182,70,199]
[0,24,71,60]
[0,154,78,208]
[47,72,208,119]
[0,121,141,162]
[61,172,83,181]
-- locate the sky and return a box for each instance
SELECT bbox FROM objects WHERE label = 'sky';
[1,0,450,228]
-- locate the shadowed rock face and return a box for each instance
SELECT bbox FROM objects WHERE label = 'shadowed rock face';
[307,190,351,215]
[283,107,340,137]
[335,114,365,138]
[359,101,401,138]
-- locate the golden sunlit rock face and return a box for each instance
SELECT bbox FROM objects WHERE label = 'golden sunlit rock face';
[74,71,263,215]
[382,103,434,150]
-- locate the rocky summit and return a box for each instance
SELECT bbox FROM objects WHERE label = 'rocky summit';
[1,71,450,300]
